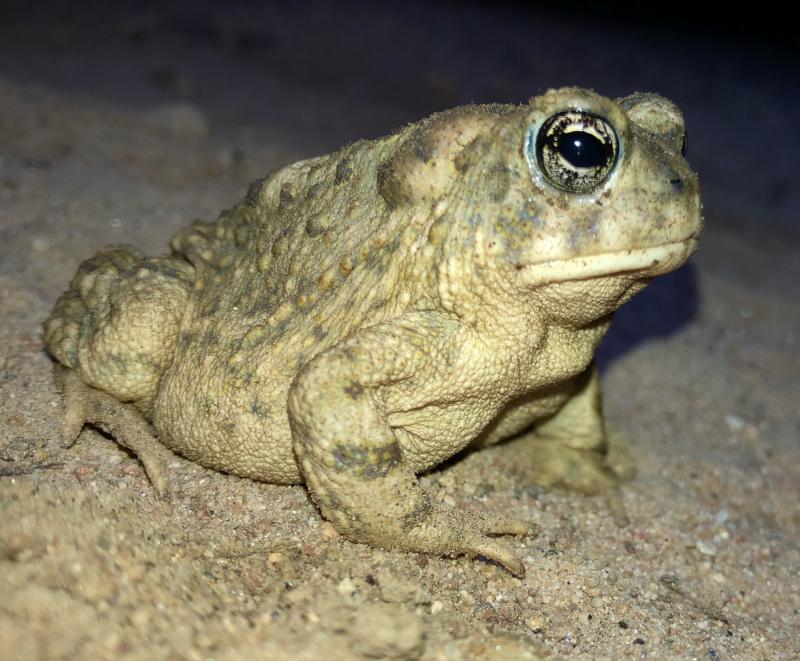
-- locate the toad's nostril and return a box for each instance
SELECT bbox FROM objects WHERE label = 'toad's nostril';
[670,177,683,192]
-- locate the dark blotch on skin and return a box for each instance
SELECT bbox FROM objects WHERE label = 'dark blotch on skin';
[377,157,415,209]
[401,496,433,531]
[305,213,329,237]
[279,183,297,208]
[245,177,266,205]
[250,399,272,419]
[484,161,511,203]
[453,138,478,173]
[343,381,364,400]
[335,159,353,185]
[331,441,402,478]
[306,181,324,199]
[408,132,433,163]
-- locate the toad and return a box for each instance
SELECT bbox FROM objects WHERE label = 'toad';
[44,88,702,574]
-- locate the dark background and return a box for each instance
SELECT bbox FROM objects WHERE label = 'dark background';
[1,0,797,232]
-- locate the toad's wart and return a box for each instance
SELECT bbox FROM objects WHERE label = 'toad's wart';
[44,88,702,574]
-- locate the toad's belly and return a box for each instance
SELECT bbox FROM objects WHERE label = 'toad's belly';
[151,349,303,485]
[152,368,569,483]
[151,330,576,483]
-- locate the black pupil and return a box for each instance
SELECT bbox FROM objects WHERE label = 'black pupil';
[557,130,610,168]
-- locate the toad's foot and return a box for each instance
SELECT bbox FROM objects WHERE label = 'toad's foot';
[395,503,533,576]
[55,365,171,498]
[299,454,533,575]
[502,431,630,525]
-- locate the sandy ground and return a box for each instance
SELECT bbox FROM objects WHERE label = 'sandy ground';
[1,3,798,659]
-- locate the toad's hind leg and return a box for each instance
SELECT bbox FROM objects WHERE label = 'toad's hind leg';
[55,366,172,498]
[43,246,196,410]
[43,246,196,497]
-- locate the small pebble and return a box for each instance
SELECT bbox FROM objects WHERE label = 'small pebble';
[696,540,717,556]
[724,414,745,431]
[528,615,545,631]
[320,522,339,541]
[337,576,356,597]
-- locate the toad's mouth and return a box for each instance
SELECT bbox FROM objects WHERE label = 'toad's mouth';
[516,237,699,288]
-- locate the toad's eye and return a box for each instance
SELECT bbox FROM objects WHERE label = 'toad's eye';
[531,110,619,193]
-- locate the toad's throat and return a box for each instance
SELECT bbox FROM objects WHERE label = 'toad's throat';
[517,237,699,287]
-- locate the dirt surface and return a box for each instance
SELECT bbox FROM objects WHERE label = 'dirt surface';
[1,3,798,659]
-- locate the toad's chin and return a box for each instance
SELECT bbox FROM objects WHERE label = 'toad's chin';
[516,237,699,288]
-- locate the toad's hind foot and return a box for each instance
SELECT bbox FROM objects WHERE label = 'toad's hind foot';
[55,366,172,498]
[502,432,630,526]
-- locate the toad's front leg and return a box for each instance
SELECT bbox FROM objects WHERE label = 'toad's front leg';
[287,313,532,575]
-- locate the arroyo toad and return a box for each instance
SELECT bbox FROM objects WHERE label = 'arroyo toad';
[44,88,702,574]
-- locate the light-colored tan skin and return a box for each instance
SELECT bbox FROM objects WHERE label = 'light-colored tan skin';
[44,88,702,575]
